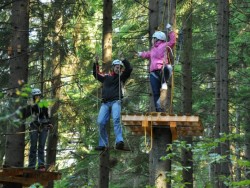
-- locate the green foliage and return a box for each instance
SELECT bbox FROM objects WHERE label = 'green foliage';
[0,85,32,124]
[38,99,54,108]
[160,132,245,187]
[0,0,250,187]
[236,159,250,167]
[15,84,32,98]
[231,180,250,187]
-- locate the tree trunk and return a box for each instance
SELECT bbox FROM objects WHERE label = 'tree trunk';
[235,107,241,181]
[98,0,113,187]
[0,123,6,165]
[99,150,110,188]
[3,1,29,188]
[214,7,221,188]
[215,0,230,187]
[46,2,63,187]
[4,0,29,169]
[165,0,176,114]
[181,1,193,187]
[102,0,113,74]
[149,0,158,38]
[148,0,176,187]
[149,128,172,187]
[148,0,158,111]
[245,113,250,180]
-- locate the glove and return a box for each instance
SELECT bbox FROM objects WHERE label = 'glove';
[138,52,142,57]
[166,23,172,31]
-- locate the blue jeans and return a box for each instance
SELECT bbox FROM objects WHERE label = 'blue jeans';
[150,65,172,111]
[28,123,48,168]
[97,100,123,147]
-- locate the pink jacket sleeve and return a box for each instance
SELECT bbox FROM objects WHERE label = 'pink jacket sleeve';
[140,51,151,59]
[166,31,176,49]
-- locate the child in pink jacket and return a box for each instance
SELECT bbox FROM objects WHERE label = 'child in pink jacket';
[138,24,176,112]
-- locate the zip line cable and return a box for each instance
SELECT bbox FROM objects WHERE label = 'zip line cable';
[2,66,184,105]
[134,0,154,12]
[0,78,154,106]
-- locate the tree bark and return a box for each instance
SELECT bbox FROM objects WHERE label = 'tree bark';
[148,0,176,187]
[4,0,29,168]
[245,113,250,180]
[99,150,110,188]
[46,2,63,187]
[4,0,29,188]
[98,0,113,187]
[215,0,230,187]
[149,128,172,187]
[102,0,113,74]
[148,0,158,111]
[235,107,241,181]
[181,1,193,187]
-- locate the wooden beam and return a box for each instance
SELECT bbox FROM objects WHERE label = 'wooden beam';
[142,119,149,127]
[0,168,61,180]
[170,122,177,140]
[122,113,200,123]
[0,176,48,186]
[0,168,61,187]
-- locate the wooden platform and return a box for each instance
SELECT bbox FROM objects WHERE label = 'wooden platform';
[0,167,61,187]
[122,112,203,140]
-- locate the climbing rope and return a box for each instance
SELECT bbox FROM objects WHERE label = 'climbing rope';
[118,53,132,152]
[168,50,174,114]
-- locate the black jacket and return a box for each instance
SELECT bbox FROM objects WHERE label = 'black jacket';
[22,103,51,125]
[93,59,133,102]
[31,104,50,125]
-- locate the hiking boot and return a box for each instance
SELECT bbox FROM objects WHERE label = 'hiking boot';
[27,166,35,170]
[38,166,46,172]
[115,141,124,150]
[95,146,106,151]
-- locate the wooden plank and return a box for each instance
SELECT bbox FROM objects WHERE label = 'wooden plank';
[0,168,61,180]
[0,176,48,186]
[0,168,61,187]
[27,171,61,180]
[123,121,142,126]
[122,114,200,123]
[122,114,203,139]
[123,121,201,128]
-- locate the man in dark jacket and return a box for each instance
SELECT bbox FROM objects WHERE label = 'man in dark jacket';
[93,57,133,150]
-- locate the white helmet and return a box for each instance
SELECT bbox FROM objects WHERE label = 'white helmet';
[31,88,42,96]
[112,59,124,67]
[152,31,166,41]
